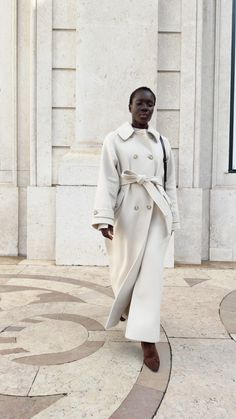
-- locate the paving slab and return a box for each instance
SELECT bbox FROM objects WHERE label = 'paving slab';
[161,286,229,338]
[154,338,236,419]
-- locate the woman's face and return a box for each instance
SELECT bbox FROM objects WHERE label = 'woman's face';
[129,90,155,128]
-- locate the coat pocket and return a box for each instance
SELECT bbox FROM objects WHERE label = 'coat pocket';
[114,189,125,214]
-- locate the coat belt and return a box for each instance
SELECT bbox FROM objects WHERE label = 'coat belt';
[120,170,171,218]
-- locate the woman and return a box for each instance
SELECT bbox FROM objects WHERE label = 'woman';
[92,86,180,372]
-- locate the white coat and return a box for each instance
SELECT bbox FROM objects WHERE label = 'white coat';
[92,122,180,342]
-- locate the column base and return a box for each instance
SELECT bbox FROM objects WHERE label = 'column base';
[210,188,236,262]
[0,186,18,256]
[175,188,202,264]
[27,186,55,260]
[56,185,108,266]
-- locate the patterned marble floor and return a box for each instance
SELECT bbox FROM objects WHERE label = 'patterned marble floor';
[0,258,235,419]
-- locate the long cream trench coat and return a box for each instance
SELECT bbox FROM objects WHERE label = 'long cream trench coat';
[92,122,180,343]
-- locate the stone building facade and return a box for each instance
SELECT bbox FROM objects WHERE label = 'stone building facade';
[0,0,236,265]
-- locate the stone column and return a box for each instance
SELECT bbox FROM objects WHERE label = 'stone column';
[57,0,159,265]
[174,0,203,264]
[27,0,56,260]
[0,0,18,255]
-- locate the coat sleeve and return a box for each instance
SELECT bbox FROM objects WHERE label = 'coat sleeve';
[91,135,120,230]
[164,140,180,231]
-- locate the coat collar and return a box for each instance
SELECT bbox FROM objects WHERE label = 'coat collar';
[117,122,160,142]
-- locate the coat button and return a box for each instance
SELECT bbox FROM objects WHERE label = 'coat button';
[134,205,139,210]
[133,154,138,159]
[147,205,152,209]
[148,154,153,160]
[94,210,98,215]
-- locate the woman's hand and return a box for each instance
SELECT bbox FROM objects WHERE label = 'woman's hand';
[100,225,114,240]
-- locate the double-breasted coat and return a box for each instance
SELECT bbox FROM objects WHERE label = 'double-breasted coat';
[92,122,180,342]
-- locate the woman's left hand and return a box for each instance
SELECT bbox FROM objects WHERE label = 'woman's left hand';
[100,225,114,240]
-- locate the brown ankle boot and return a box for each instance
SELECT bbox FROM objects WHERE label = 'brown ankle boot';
[141,341,160,372]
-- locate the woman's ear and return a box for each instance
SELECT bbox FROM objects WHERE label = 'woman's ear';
[128,104,131,112]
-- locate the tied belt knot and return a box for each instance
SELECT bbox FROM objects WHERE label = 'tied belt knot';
[123,172,162,187]
[120,170,172,227]
[136,174,152,185]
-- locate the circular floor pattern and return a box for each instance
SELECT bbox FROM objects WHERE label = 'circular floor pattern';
[219,289,236,339]
[0,274,171,419]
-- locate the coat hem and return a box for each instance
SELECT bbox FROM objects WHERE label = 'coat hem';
[125,334,161,343]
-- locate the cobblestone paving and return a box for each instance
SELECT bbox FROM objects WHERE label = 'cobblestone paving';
[0,258,235,418]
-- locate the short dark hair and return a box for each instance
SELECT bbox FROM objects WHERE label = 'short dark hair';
[129,86,156,106]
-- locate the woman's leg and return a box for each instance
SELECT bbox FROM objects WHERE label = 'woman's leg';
[125,207,171,372]
[125,207,169,343]
[141,342,160,372]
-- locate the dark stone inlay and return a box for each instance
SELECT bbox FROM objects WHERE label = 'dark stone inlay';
[16,274,114,298]
[220,290,236,312]
[42,313,105,331]
[110,384,163,419]
[5,326,25,332]
[22,318,43,324]
[0,274,113,299]
[0,337,16,343]
[184,278,209,287]
[0,284,84,305]
[220,291,236,334]
[0,284,43,293]
[14,340,104,366]
[0,393,65,419]
[0,347,28,355]
[220,310,236,334]
[30,291,84,304]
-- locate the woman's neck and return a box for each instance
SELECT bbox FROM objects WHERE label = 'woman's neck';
[132,123,148,129]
